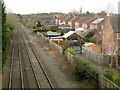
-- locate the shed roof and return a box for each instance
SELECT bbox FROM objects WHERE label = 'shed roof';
[47,31,60,36]
[92,18,104,24]
[62,31,84,39]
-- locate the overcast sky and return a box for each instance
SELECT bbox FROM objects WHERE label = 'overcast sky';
[4,0,119,14]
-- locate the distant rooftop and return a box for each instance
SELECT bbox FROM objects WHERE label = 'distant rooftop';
[92,18,104,24]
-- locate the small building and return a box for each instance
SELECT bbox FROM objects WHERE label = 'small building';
[46,31,60,37]
[50,31,84,46]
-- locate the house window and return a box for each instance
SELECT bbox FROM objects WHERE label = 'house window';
[117,33,120,39]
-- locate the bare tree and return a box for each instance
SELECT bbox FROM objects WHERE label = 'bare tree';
[106,2,115,16]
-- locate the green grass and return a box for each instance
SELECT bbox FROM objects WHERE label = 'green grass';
[104,71,120,87]
[112,73,120,86]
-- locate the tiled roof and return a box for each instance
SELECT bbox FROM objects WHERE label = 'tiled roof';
[68,17,78,22]
[59,14,68,20]
[63,14,74,21]
[84,17,96,24]
[75,17,86,22]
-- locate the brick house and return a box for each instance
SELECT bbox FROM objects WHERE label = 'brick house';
[82,17,97,30]
[102,16,118,55]
[62,14,74,25]
[58,14,68,24]
[75,17,88,29]
[55,14,64,24]
[90,18,105,30]
[68,16,79,29]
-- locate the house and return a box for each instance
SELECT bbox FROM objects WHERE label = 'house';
[50,31,84,46]
[55,14,64,24]
[75,17,88,29]
[58,14,68,24]
[62,14,74,25]
[82,17,97,30]
[68,16,79,29]
[90,18,104,30]
[102,15,118,55]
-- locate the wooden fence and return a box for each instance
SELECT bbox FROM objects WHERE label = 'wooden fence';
[99,75,120,89]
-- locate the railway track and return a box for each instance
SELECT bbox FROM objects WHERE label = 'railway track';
[20,25,55,89]
[8,28,24,89]
[7,23,54,89]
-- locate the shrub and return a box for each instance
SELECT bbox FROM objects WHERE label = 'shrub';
[75,60,99,87]
[66,47,75,55]
[104,71,113,81]
[85,31,95,38]
[62,43,70,54]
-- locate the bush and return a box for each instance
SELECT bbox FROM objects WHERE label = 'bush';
[75,60,99,87]
[84,37,96,43]
[104,71,113,81]
[62,43,70,54]
[85,31,95,38]
[66,47,75,55]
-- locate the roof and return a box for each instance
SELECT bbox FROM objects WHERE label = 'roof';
[109,15,118,32]
[63,14,74,21]
[84,17,96,24]
[75,17,86,22]
[62,31,84,39]
[62,31,75,38]
[68,17,78,22]
[75,27,84,31]
[84,42,94,47]
[47,31,60,36]
[92,18,104,24]
[59,14,68,20]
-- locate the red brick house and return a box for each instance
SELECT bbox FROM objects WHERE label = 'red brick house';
[62,14,74,25]
[58,14,68,24]
[55,14,64,24]
[75,17,88,29]
[68,17,79,29]
[82,17,97,30]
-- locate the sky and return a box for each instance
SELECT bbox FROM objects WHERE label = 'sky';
[4,0,120,14]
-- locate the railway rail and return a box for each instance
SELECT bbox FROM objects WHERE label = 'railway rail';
[20,25,54,89]
[7,24,55,89]
[8,28,24,89]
